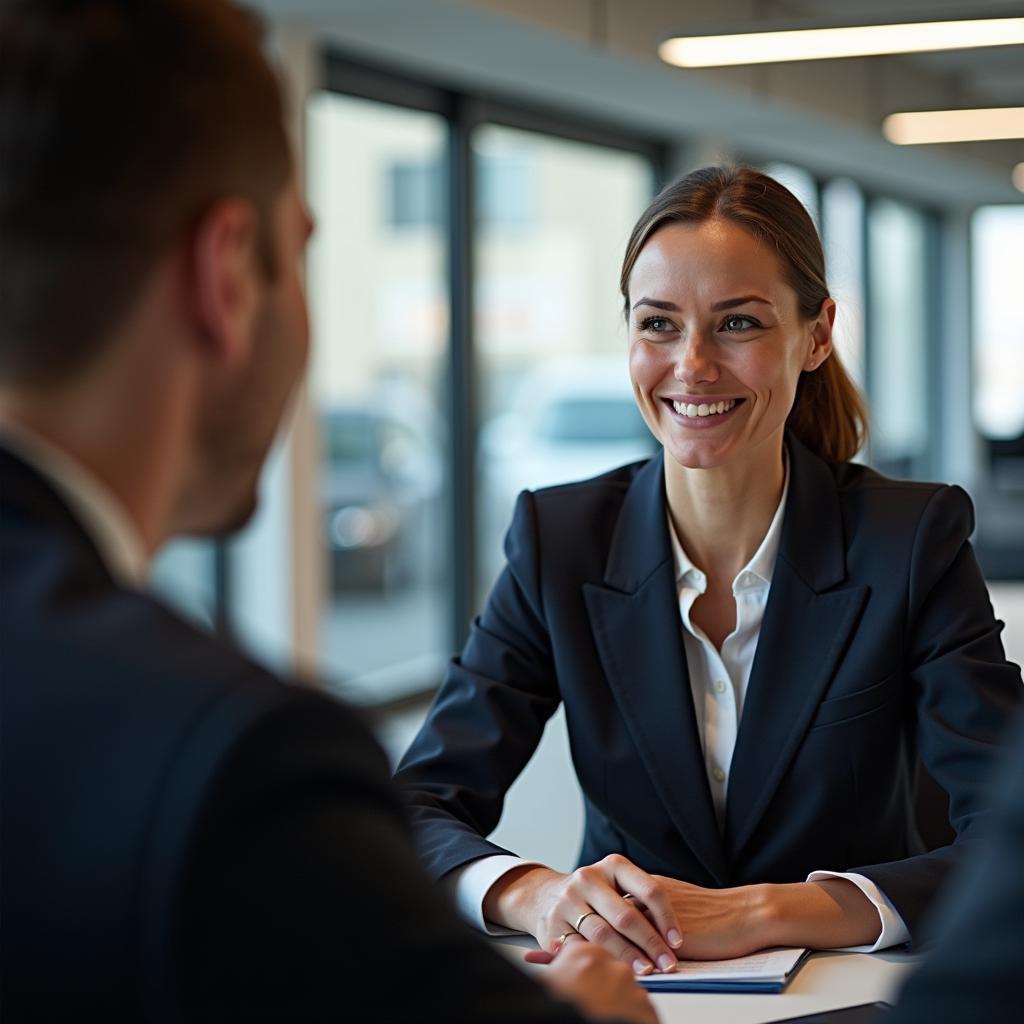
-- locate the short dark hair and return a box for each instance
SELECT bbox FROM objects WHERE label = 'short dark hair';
[0,0,291,386]
[620,165,868,463]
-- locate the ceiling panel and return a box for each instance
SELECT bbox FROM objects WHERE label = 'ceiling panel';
[794,1,1024,106]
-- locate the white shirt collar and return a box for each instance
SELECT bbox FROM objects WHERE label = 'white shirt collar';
[1,422,149,587]
[668,453,790,595]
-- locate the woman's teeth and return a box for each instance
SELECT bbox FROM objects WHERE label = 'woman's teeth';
[671,398,737,418]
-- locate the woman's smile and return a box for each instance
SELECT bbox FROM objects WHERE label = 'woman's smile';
[661,395,745,428]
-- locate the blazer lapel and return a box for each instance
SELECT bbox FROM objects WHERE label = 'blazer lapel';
[725,438,868,858]
[584,456,730,886]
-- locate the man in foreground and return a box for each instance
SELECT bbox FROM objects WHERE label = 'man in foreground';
[884,715,1024,1021]
[0,2,653,1021]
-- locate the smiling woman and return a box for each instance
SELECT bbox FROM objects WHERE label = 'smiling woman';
[395,166,1022,976]
[621,166,866,472]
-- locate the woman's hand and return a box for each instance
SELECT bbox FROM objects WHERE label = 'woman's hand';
[648,876,773,960]
[526,940,658,1024]
[647,875,883,958]
[484,856,683,975]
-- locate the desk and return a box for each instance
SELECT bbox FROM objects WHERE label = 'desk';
[496,938,918,1024]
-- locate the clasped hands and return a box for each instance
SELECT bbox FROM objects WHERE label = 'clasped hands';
[487,853,882,976]
[486,854,773,976]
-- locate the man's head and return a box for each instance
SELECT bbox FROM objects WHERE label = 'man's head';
[0,0,312,537]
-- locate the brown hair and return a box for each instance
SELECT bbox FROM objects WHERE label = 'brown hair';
[0,0,291,386]
[620,165,868,463]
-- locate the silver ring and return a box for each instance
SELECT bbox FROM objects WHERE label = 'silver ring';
[574,910,598,932]
[622,893,637,902]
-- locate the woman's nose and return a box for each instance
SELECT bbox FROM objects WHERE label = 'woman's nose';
[674,333,718,385]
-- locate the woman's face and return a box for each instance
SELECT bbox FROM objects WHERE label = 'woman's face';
[627,217,833,472]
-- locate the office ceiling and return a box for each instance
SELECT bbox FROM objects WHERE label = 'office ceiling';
[253,0,1024,205]
[797,0,1024,106]
[258,0,1024,107]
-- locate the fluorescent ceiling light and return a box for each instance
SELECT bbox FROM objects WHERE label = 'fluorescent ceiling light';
[882,107,1024,145]
[1013,163,1024,193]
[659,18,1024,67]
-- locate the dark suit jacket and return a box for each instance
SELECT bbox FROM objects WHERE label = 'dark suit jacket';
[0,447,586,1023]
[395,436,1022,937]
[889,715,1024,1022]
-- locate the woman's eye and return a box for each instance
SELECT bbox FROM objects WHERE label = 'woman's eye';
[722,315,759,332]
[640,316,671,332]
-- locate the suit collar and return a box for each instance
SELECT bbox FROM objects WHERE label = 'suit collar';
[0,444,117,587]
[604,435,842,595]
[0,426,147,586]
[776,434,847,594]
[602,454,672,594]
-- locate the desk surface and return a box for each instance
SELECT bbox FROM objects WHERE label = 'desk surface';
[497,938,917,1024]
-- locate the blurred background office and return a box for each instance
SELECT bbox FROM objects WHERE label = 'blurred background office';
[152,0,1023,870]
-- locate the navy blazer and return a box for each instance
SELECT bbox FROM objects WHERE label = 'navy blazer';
[0,447,589,1023]
[395,436,1022,937]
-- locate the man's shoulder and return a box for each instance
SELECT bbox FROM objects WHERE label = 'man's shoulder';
[0,515,364,787]
[0,516,391,1008]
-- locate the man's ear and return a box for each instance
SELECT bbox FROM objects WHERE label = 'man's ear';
[805,296,836,372]
[190,198,262,368]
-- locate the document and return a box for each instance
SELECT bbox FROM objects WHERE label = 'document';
[637,946,809,993]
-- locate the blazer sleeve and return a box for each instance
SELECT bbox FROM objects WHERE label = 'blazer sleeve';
[888,716,1024,1022]
[394,490,562,879]
[166,684,586,1024]
[849,485,1023,935]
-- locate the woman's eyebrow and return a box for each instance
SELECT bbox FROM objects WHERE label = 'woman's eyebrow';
[710,295,772,311]
[630,297,679,312]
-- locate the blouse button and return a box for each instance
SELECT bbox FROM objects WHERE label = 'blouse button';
[712,766,726,783]
[713,679,727,695]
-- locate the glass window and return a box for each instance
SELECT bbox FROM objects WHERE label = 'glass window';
[472,125,655,597]
[867,199,930,478]
[307,92,449,703]
[477,152,537,229]
[388,160,442,229]
[970,204,1024,580]
[972,206,1024,443]
[822,179,866,394]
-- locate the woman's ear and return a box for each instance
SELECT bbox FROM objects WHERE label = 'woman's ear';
[805,296,836,372]
[189,197,262,369]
